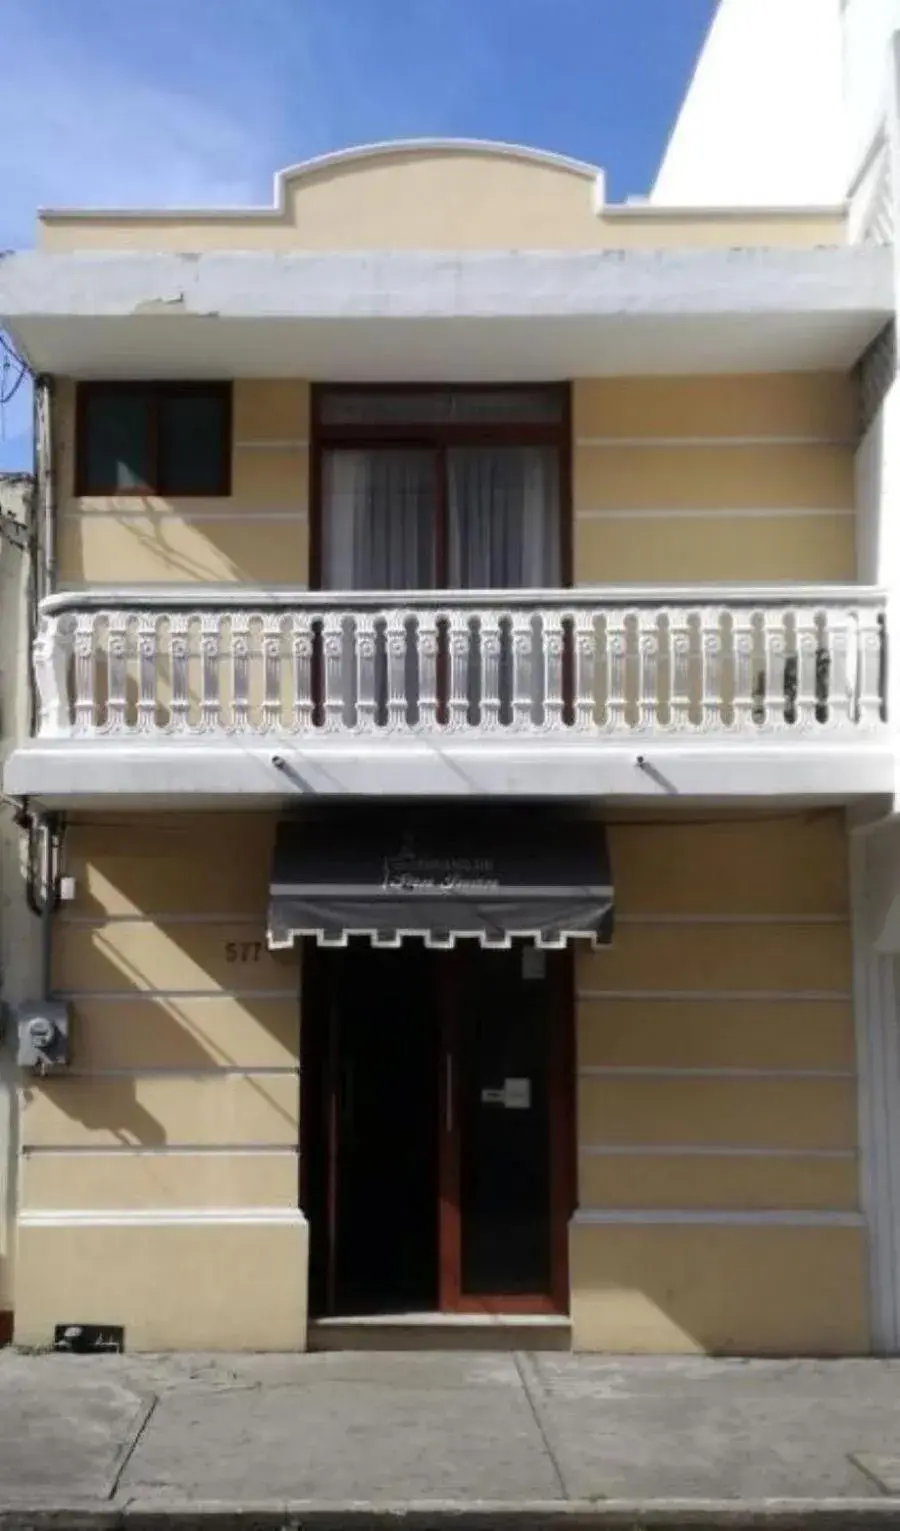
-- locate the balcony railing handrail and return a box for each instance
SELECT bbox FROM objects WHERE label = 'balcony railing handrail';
[39,583,890,615]
[32,586,888,743]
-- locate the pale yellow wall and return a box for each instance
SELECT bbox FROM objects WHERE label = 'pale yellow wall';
[57,371,858,590]
[570,810,867,1355]
[15,1222,308,1351]
[572,374,857,583]
[15,812,305,1351]
[570,1225,866,1355]
[38,147,846,253]
[55,379,310,587]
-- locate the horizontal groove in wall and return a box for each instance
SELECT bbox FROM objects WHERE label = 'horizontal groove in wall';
[577,1066,855,1080]
[572,1208,864,1227]
[574,506,855,521]
[233,439,309,451]
[63,508,309,522]
[57,989,300,1001]
[56,584,310,596]
[575,435,854,449]
[576,990,852,1003]
[19,1206,306,1228]
[58,1066,299,1079]
[23,1144,298,1156]
[580,1145,856,1159]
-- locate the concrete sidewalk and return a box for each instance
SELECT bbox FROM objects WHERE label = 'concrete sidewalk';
[4,1350,900,1527]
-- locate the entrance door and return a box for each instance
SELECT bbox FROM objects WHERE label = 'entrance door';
[306,942,440,1316]
[440,944,569,1313]
[303,941,570,1319]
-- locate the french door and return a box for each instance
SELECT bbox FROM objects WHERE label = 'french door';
[304,942,572,1318]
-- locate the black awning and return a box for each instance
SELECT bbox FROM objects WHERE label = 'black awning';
[268,806,613,951]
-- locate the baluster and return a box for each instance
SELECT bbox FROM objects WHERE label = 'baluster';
[572,608,596,732]
[105,610,128,732]
[291,612,315,733]
[74,612,97,734]
[321,612,345,732]
[605,609,627,733]
[856,605,885,727]
[511,610,534,731]
[137,612,160,734]
[542,609,564,731]
[446,610,470,731]
[34,613,71,738]
[262,613,284,732]
[416,611,439,731]
[638,609,660,731]
[667,607,692,731]
[355,613,377,732]
[385,610,409,731]
[479,611,501,732]
[762,609,788,729]
[169,613,191,733]
[794,606,820,729]
[198,613,221,733]
[228,613,250,733]
[700,607,724,731]
[731,608,757,731]
[821,607,851,730]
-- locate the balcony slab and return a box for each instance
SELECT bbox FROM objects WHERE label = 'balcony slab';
[5,733,895,809]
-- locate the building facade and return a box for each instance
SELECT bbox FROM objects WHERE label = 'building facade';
[1,32,899,1351]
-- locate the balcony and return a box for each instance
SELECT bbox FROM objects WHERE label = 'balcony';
[7,586,891,805]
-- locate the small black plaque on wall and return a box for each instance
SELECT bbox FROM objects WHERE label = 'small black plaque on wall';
[53,1323,125,1353]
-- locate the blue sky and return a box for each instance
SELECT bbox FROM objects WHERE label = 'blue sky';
[0,0,717,470]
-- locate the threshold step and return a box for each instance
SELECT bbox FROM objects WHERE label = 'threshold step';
[308,1312,572,1352]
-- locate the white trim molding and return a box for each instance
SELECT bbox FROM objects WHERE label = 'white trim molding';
[575,435,855,449]
[580,1144,856,1159]
[571,1209,864,1227]
[234,440,309,451]
[577,1066,854,1080]
[19,1206,307,1227]
[576,989,852,1003]
[573,506,855,521]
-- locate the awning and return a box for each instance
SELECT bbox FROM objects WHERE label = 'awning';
[268,806,613,951]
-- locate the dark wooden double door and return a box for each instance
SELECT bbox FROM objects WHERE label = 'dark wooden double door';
[303,942,571,1317]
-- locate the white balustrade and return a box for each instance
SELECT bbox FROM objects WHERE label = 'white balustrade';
[31,589,888,743]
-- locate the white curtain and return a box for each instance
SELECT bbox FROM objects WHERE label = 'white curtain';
[448,447,560,589]
[322,450,435,590]
[320,444,560,725]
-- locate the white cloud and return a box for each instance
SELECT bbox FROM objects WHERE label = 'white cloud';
[0,2,282,249]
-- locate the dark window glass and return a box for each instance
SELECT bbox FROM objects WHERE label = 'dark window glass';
[79,384,231,496]
[159,390,229,495]
[83,391,152,491]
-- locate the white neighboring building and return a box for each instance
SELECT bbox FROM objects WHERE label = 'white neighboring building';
[657,0,900,1352]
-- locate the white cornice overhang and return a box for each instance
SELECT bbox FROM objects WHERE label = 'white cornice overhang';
[0,246,892,378]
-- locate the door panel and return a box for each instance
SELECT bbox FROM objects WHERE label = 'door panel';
[327,943,439,1315]
[442,944,564,1310]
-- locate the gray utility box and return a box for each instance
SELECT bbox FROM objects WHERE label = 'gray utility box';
[17,1000,71,1070]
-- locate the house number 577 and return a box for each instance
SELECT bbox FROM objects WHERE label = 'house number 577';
[225,940,263,963]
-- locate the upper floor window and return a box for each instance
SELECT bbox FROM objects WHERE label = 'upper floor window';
[76,383,232,496]
[313,385,568,592]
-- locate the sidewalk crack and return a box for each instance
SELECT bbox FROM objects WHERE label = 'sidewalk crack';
[107,1392,159,1502]
[513,1350,570,1500]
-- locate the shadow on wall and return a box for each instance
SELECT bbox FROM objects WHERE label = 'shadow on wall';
[27,818,301,1150]
[59,494,308,587]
